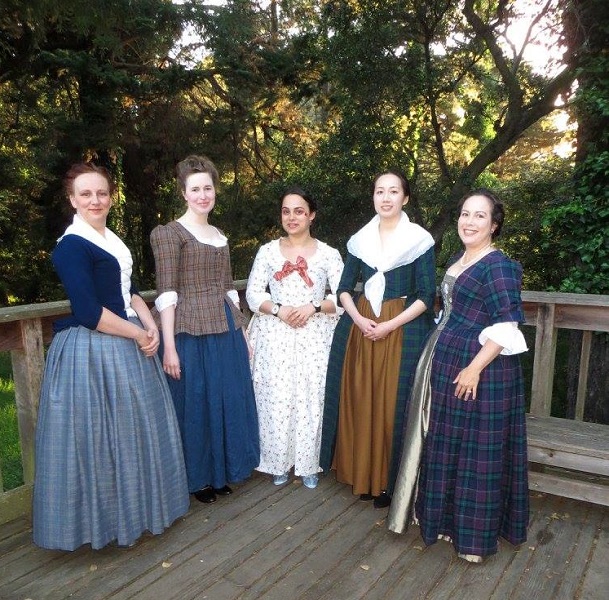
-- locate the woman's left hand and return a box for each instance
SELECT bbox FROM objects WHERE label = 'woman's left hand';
[453,366,481,401]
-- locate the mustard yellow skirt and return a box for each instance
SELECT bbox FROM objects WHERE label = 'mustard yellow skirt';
[332,297,404,496]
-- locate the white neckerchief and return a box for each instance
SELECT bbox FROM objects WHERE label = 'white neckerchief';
[59,214,137,317]
[347,212,434,317]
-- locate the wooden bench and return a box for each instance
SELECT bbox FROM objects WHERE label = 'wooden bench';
[527,414,609,506]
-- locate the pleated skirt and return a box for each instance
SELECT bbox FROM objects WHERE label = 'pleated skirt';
[166,304,260,492]
[332,297,403,496]
[33,321,190,551]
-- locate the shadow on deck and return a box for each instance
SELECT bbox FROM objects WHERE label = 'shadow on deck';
[1,472,607,600]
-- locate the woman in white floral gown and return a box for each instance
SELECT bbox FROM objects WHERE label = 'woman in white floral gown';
[246,187,344,488]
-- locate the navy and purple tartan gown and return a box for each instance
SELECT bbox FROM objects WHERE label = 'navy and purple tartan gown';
[415,250,529,558]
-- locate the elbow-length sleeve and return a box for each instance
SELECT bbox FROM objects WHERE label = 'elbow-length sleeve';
[52,237,103,330]
[478,256,527,355]
[483,257,525,325]
[336,251,362,305]
[325,247,345,310]
[246,244,272,312]
[413,246,436,310]
[150,225,181,295]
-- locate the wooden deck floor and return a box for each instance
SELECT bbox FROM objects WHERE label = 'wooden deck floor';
[1,472,607,600]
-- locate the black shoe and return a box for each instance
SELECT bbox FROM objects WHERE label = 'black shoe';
[373,491,391,509]
[193,486,217,503]
[213,485,233,496]
[359,493,374,501]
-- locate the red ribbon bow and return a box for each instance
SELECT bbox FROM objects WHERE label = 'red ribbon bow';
[273,255,314,287]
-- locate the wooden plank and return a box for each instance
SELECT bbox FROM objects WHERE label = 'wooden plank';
[502,497,598,600]
[0,484,32,526]
[528,446,609,476]
[552,501,608,600]
[575,330,592,420]
[529,304,557,416]
[11,319,44,486]
[528,471,609,506]
[578,509,609,600]
[526,415,609,459]
[521,291,609,308]
[555,305,609,332]
[0,300,71,324]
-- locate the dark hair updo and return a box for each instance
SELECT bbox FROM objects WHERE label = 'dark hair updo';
[176,155,219,193]
[279,185,318,213]
[458,188,505,239]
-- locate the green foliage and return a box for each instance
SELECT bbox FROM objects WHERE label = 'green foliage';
[0,352,22,491]
[0,0,585,300]
[542,0,609,295]
[543,152,609,294]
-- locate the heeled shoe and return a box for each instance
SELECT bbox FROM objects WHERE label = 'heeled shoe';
[373,491,391,509]
[213,485,233,496]
[193,486,217,503]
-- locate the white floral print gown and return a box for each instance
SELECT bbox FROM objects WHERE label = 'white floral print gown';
[246,239,344,477]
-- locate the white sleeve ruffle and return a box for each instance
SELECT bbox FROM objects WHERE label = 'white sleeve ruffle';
[478,321,528,355]
[227,289,240,307]
[155,290,178,313]
[324,293,344,315]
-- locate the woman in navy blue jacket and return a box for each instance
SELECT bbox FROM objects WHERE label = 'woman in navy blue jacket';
[33,163,189,551]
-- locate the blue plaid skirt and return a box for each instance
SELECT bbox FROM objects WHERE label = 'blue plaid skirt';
[33,320,189,550]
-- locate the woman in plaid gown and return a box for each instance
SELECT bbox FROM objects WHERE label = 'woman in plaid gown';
[151,155,259,505]
[391,190,529,562]
[320,171,436,508]
[33,163,189,550]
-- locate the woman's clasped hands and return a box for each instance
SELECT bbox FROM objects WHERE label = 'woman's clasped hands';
[136,327,160,357]
[356,315,393,342]
[278,303,316,328]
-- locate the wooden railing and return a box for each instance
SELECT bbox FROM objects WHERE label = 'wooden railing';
[1,288,608,525]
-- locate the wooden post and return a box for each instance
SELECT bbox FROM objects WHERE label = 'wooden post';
[11,318,44,485]
[529,303,557,416]
[575,330,592,421]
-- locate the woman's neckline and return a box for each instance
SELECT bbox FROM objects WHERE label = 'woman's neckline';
[448,248,498,278]
[277,236,318,262]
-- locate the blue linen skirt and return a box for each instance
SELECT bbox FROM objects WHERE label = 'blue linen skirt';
[33,320,190,551]
[166,304,260,492]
